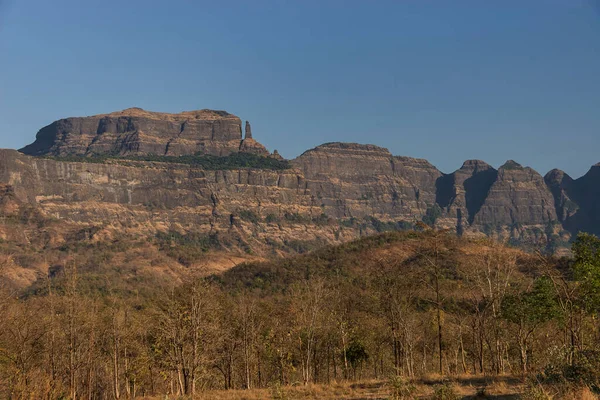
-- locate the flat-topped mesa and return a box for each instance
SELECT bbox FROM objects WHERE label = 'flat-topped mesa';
[290,142,442,221]
[292,142,394,180]
[19,108,271,158]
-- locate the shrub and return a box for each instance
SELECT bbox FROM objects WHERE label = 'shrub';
[431,382,459,400]
[283,212,307,223]
[388,375,416,400]
[398,220,414,231]
[238,210,261,224]
[265,213,279,224]
[312,213,330,225]
[543,350,600,392]
[474,387,488,399]
[370,217,396,233]
[270,381,287,400]
[521,382,551,400]
[283,239,323,254]
[422,204,442,227]
[155,230,221,266]
[339,217,357,227]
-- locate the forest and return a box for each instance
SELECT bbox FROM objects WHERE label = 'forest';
[2,230,600,399]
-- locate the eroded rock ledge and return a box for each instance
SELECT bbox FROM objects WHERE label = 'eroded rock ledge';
[6,108,600,255]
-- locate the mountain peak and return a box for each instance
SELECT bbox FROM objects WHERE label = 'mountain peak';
[500,160,524,170]
[459,159,493,173]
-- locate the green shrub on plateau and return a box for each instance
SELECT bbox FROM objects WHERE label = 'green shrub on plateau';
[46,152,291,170]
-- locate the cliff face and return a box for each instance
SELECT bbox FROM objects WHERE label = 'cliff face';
[470,161,557,227]
[6,108,600,260]
[19,108,259,157]
[0,149,311,229]
[435,160,497,233]
[546,164,600,237]
[291,143,441,220]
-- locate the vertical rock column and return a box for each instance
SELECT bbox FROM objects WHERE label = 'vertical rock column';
[245,121,253,139]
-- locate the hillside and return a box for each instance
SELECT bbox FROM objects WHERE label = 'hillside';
[215,229,539,292]
[1,107,599,291]
[4,228,599,399]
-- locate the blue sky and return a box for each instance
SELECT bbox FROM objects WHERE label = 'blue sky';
[1,0,599,177]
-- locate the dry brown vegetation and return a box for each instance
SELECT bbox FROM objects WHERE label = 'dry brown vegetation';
[2,210,600,399]
[147,377,525,399]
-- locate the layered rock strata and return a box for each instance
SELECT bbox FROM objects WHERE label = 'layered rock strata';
[20,108,259,157]
[7,108,600,252]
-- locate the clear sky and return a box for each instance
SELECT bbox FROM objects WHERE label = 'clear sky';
[1,1,599,177]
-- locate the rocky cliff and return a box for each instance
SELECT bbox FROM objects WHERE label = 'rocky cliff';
[545,163,600,237]
[4,108,600,262]
[291,143,441,221]
[19,108,270,157]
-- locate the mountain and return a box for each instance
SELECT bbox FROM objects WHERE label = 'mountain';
[545,163,600,237]
[19,107,269,157]
[0,107,597,288]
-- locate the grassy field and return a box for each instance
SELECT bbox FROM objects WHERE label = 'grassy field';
[139,375,600,399]
[139,376,530,400]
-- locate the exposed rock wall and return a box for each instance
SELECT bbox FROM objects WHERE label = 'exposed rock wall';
[291,143,441,220]
[8,108,600,251]
[0,149,310,226]
[470,161,557,228]
[20,108,246,157]
[546,164,600,237]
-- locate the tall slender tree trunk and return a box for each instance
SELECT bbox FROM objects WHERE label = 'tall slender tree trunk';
[435,267,443,375]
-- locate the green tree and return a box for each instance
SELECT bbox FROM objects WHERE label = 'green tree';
[501,276,561,374]
[422,204,442,227]
[572,233,600,314]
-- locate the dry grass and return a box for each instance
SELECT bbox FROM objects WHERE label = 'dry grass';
[139,376,532,400]
[131,377,600,400]
[574,386,598,400]
[543,385,599,400]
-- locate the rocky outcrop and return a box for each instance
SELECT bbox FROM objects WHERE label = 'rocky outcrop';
[544,169,576,223]
[271,150,283,160]
[291,143,441,220]
[9,108,600,253]
[0,149,308,224]
[245,121,253,139]
[546,164,600,236]
[239,138,270,156]
[436,160,498,233]
[19,108,264,157]
[470,161,557,235]
[577,164,600,236]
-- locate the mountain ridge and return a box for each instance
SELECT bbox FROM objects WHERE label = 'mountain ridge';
[3,108,599,274]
